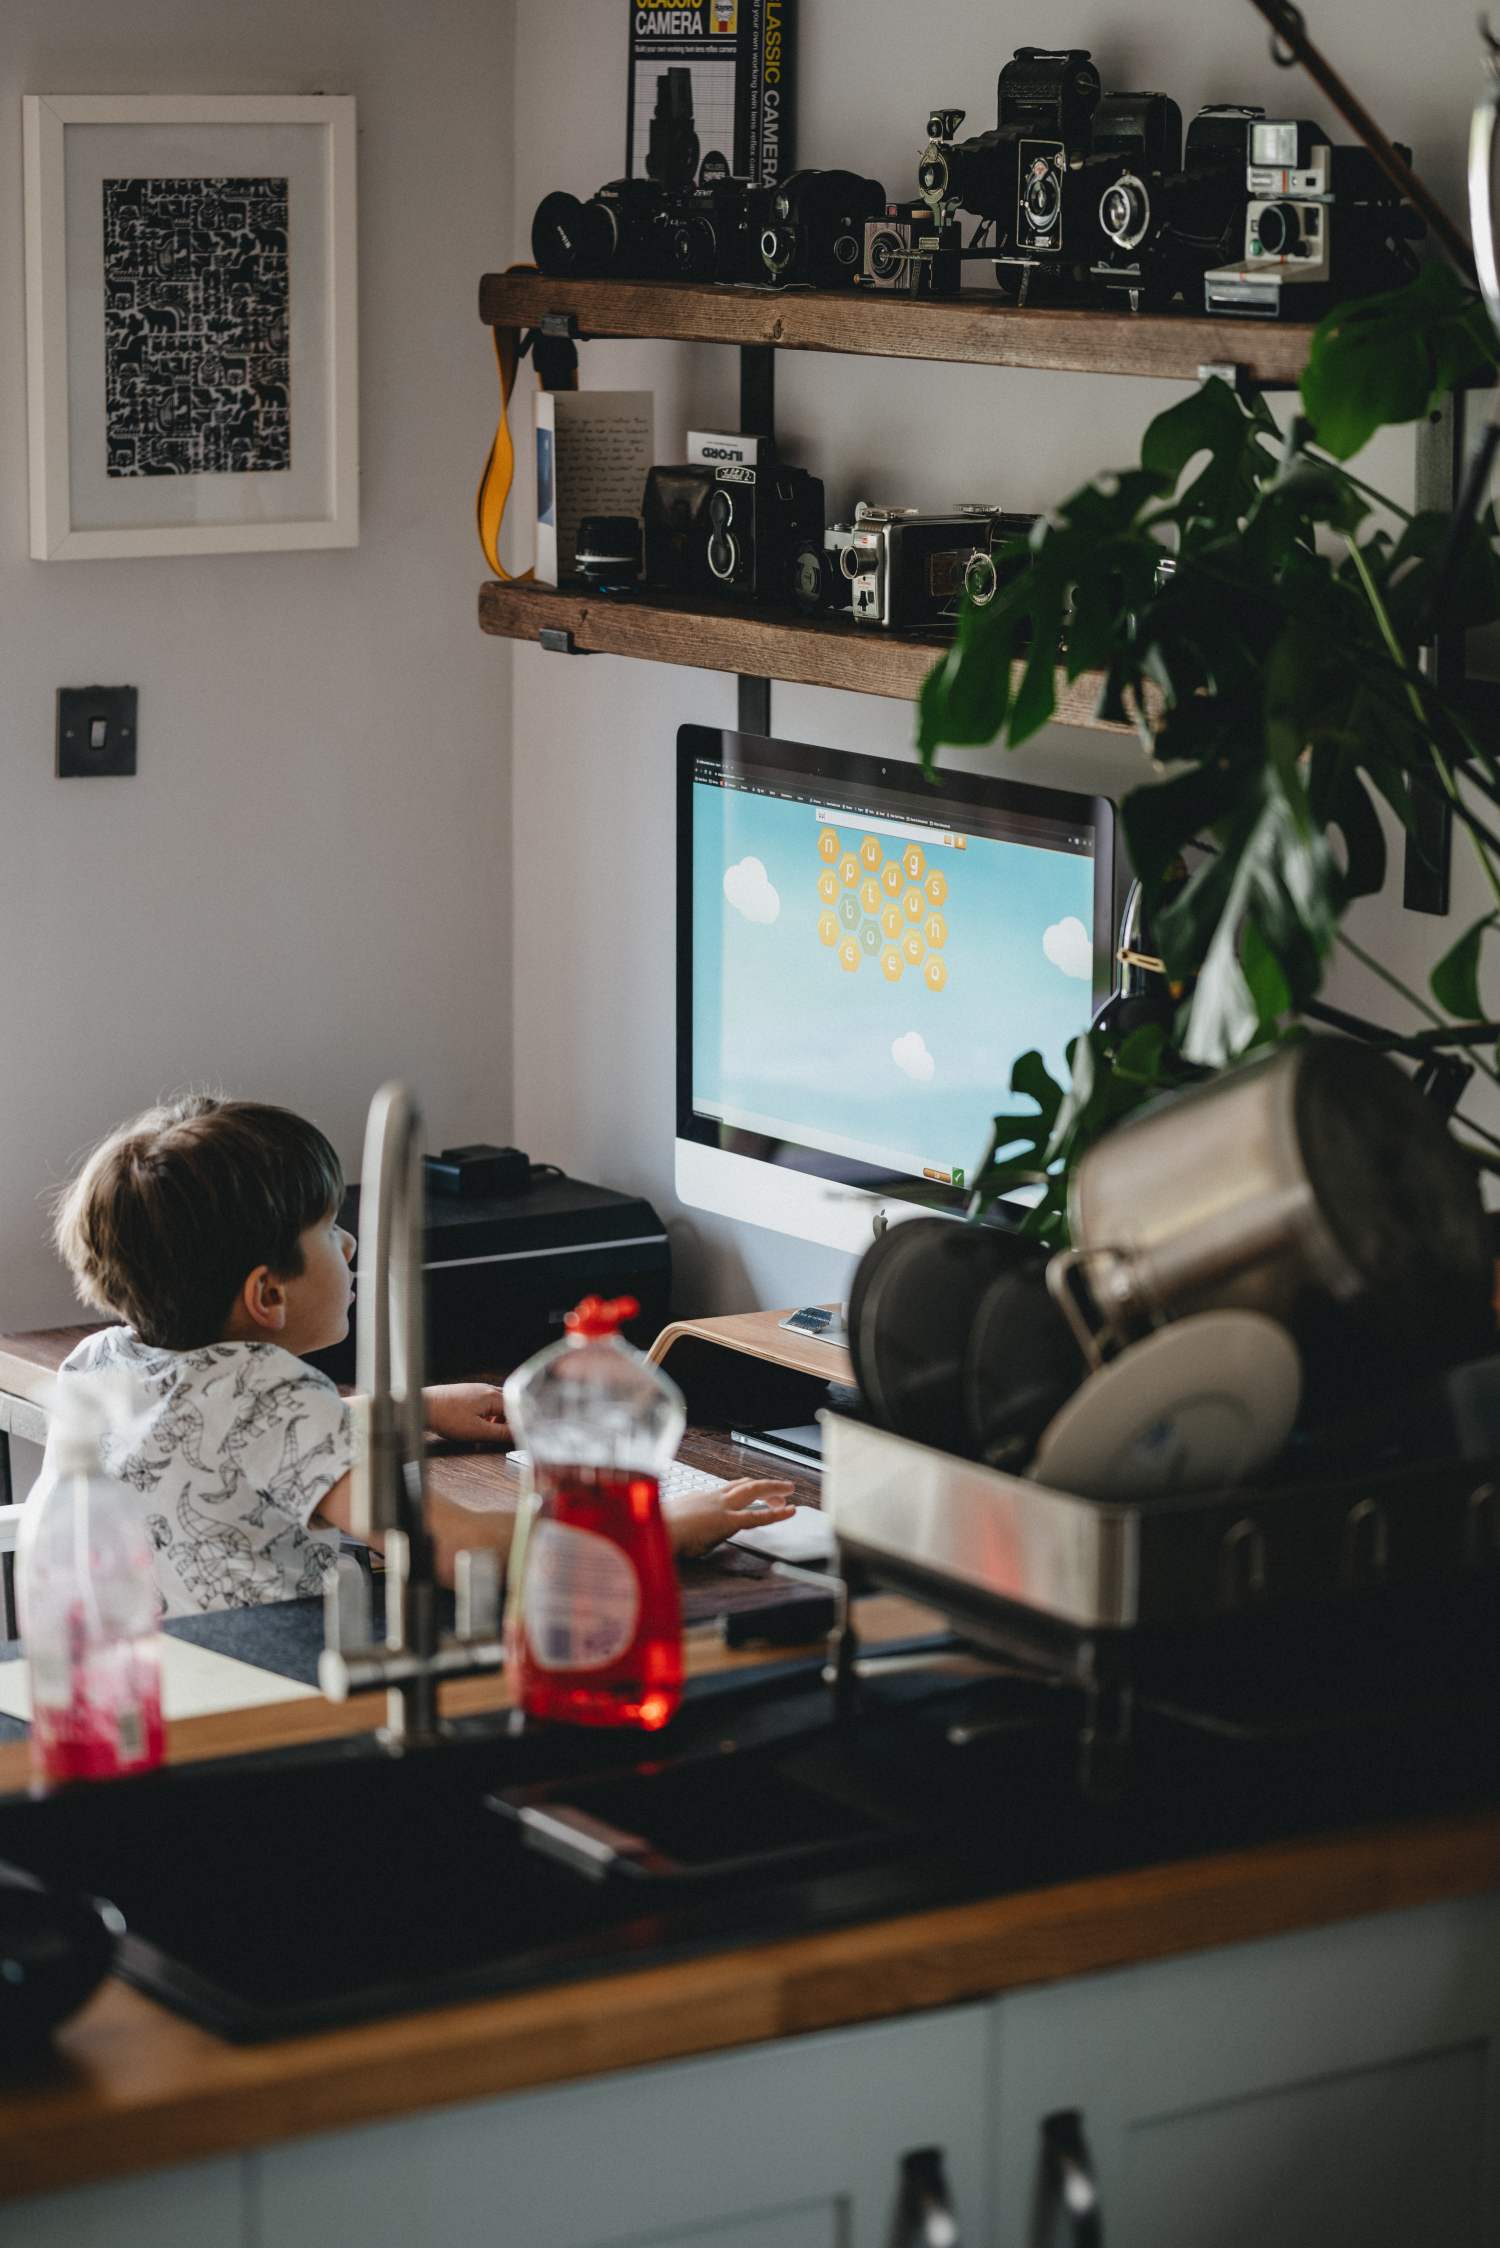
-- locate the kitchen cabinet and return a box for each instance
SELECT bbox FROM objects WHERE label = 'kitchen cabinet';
[252,2005,991,2248]
[990,1891,1500,2245]
[5,2155,243,2248]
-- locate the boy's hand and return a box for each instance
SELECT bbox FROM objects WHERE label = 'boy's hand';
[423,1382,509,1445]
[663,1478,797,1560]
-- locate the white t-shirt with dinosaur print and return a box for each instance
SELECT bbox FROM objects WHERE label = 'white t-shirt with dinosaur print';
[49,1329,352,1616]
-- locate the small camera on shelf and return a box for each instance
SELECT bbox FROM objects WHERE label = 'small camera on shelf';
[757,169,889,288]
[861,202,963,295]
[574,516,644,594]
[1203,116,1423,319]
[822,504,1036,632]
[917,50,1103,244]
[643,461,826,608]
[1094,104,1263,309]
[662,156,768,282]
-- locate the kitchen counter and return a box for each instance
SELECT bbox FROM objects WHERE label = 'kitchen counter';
[2,1600,1500,2204]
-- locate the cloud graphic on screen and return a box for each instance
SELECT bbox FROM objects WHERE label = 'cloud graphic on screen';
[892,1031,936,1084]
[723,856,781,925]
[1043,916,1092,980]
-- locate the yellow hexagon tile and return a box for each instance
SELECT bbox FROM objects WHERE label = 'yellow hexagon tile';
[816,867,839,906]
[925,868,948,907]
[880,900,904,942]
[880,859,903,897]
[860,876,882,916]
[880,946,904,982]
[859,834,882,871]
[903,885,925,922]
[839,937,861,973]
[817,910,839,948]
[902,842,926,883]
[925,912,948,949]
[923,954,948,992]
[838,852,861,888]
[817,828,841,864]
[902,927,925,966]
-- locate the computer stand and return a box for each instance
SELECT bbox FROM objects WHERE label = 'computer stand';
[647,1307,854,1435]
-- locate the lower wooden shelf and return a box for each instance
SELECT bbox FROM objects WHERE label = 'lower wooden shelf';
[479,578,1131,734]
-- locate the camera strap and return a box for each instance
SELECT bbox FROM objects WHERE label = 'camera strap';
[475,268,580,579]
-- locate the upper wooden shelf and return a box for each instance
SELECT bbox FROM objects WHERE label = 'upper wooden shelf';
[478,578,1131,735]
[478,271,1317,386]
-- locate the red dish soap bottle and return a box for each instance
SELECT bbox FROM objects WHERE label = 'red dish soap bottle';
[502,1296,686,1730]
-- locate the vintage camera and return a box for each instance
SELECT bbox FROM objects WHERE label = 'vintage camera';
[534,68,752,280]
[1094,104,1263,309]
[574,515,643,594]
[861,202,963,295]
[758,170,888,288]
[825,504,1035,631]
[1204,116,1423,319]
[643,460,825,607]
[1005,89,1183,293]
[917,50,1103,239]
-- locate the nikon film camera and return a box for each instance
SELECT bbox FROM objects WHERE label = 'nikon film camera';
[1204,116,1423,319]
[1094,104,1263,309]
[820,505,1037,631]
[643,460,826,608]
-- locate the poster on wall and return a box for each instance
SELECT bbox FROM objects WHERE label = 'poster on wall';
[626,0,794,188]
[23,95,358,560]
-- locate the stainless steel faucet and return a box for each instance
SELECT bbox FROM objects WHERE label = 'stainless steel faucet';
[318,1083,504,1747]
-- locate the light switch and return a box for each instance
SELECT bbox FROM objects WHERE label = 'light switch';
[57,687,136,777]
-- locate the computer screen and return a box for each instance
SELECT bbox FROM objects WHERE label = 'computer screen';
[677,725,1115,1236]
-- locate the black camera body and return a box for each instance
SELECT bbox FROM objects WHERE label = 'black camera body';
[823,504,1037,632]
[1095,104,1263,308]
[663,169,768,282]
[861,202,963,294]
[1204,115,1423,319]
[917,49,1102,241]
[643,461,825,608]
[1007,88,1182,290]
[758,169,888,287]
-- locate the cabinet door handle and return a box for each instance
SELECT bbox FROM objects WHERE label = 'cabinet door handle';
[895,2145,962,2248]
[1035,2110,1102,2248]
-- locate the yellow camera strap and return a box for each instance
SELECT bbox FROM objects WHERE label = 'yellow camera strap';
[475,271,579,580]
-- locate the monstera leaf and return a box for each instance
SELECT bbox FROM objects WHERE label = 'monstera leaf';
[1301,264,1496,462]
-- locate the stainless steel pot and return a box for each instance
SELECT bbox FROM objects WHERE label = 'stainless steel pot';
[1058,1038,1493,1380]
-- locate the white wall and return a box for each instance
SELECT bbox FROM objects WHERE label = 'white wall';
[508,0,1499,1318]
[0,0,515,1332]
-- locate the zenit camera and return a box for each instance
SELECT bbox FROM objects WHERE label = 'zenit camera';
[1094,104,1263,309]
[1204,116,1423,319]
[758,170,888,288]
[643,461,826,608]
[824,504,1036,632]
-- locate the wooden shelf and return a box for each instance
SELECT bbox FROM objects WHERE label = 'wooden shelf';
[478,579,1131,733]
[479,271,1316,386]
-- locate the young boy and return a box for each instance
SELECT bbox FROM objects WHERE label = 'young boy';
[48,1096,794,1616]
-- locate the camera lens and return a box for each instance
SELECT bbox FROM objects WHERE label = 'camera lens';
[918,148,950,199]
[672,219,716,276]
[532,191,615,277]
[761,225,792,275]
[840,542,876,582]
[1023,164,1061,233]
[1100,174,1151,251]
[834,232,860,269]
[868,230,902,282]
[708,487,734,531]
[708,531,738,581]
[963,551,999,607]
[1255,201,1299,256]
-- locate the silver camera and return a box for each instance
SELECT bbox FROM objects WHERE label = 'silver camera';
[827,503,1031,630]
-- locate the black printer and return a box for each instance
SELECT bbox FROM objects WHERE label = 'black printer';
[308,1171,671,1385]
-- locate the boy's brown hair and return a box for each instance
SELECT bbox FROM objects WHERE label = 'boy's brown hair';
[53,1096,345,1350]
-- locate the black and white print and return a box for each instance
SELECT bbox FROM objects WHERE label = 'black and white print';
[48,1330,350,1616]
[102,176,291,478]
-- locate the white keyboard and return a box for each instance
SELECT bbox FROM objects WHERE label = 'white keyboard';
[505,1451,728,1501]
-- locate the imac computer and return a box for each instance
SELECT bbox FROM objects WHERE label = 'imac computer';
[676,724,1117,1260]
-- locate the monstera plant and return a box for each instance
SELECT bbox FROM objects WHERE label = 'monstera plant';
[918,263,1500,1242]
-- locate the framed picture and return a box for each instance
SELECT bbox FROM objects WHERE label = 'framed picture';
[23,94,358,560]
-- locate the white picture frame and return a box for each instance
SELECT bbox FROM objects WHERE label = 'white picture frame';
[23,93,358,560]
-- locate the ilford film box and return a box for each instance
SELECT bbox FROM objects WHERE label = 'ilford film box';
[535,391,654,586]
[626,0,795,189]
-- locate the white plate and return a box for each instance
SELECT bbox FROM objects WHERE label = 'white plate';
[1028,1312,1302,1502]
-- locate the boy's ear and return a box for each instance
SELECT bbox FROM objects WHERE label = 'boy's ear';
[238,1264,288,1334]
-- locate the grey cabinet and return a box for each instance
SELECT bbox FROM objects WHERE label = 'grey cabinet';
[252,2004,991,2248]
[989,1893,1500,2247]
[8,2155,244,2248]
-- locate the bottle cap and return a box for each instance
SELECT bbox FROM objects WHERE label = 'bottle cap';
[564,1295,640,1338]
